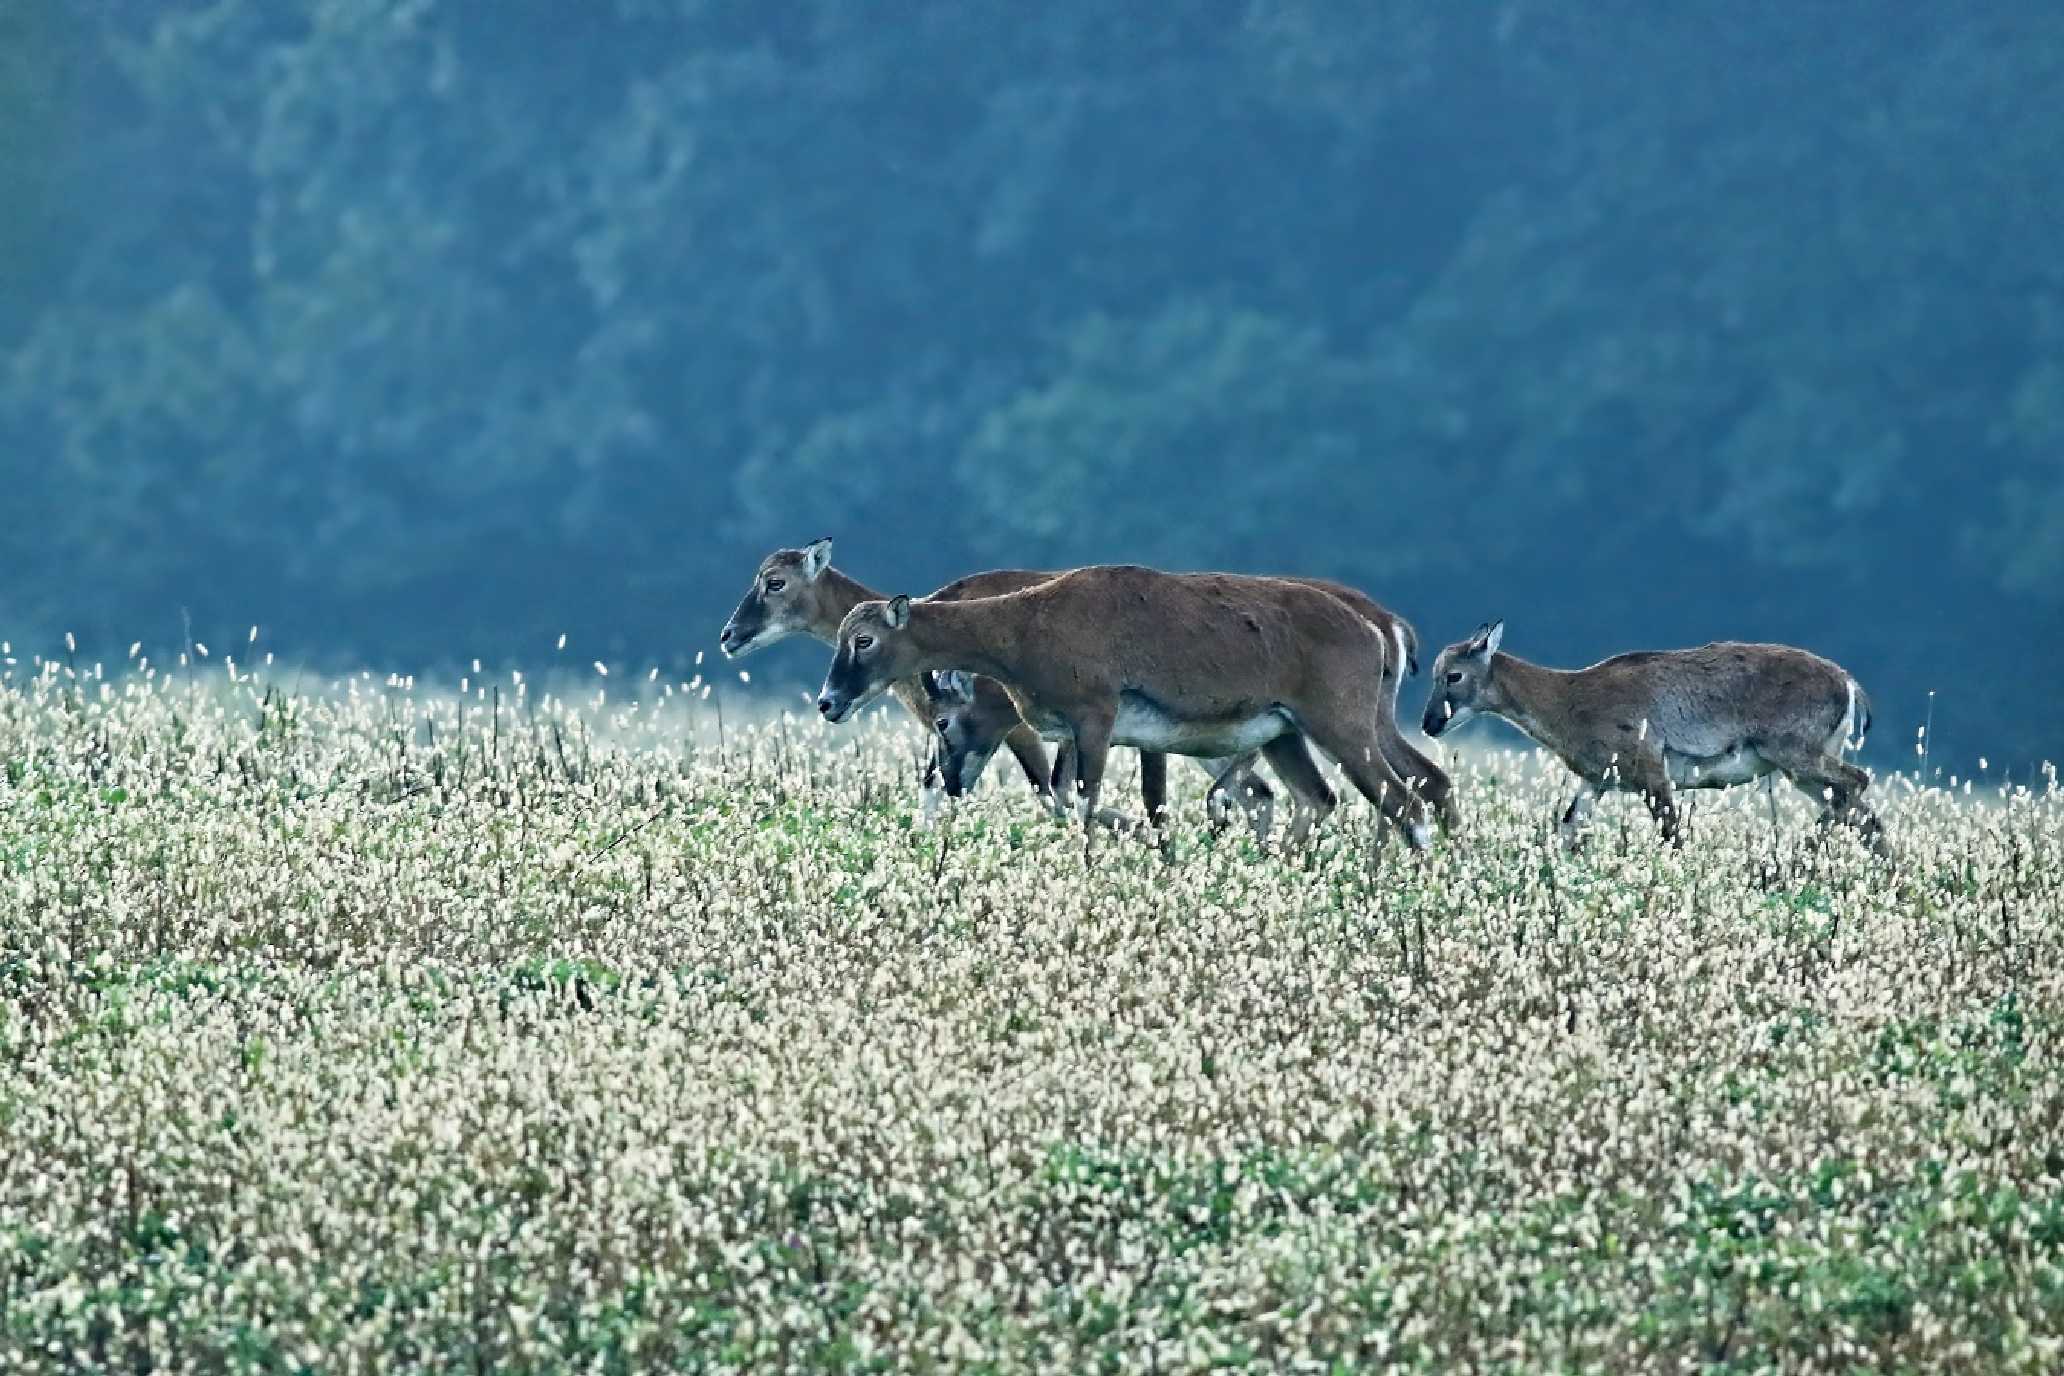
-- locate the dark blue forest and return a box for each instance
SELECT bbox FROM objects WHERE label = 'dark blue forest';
[2,2,2057,768]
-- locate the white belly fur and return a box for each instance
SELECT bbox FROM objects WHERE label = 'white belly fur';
[1118,699,1289,756]
[1663,745,1773,790]
[1032,694,1291,758]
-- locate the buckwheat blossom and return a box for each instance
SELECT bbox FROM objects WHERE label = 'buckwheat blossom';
[0,665,2056,1372]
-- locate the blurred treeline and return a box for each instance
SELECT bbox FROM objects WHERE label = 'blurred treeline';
[0,2,2058,765]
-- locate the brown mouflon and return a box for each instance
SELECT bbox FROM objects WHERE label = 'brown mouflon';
[924,575,1455,834]
[1422,621,1890,857]
[819,565,1440,851]
[718,539,1276,832]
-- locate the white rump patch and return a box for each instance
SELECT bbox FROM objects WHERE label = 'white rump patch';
[1838,677,1862,752]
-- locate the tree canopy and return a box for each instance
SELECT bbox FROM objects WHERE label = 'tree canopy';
[2,1,2057,765]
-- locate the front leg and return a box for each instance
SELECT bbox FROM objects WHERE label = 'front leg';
[1053,739,1151,836]
[1003,724,1054,801]
[1646,783,1683,847]
[1139,750,1172,852]
[917,747,946,830]
[1068,707,1118,851]
[1557,778,1600,851]
[1619,754,1681,848]
[1048,743,1078,819]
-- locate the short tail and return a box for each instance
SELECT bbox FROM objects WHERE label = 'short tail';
[1396,618,1421,677]
[1849,679,1873,747]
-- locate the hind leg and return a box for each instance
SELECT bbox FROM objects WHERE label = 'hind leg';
[1376,629,1458,832]
[1259,735,1336,845]
[1770,744,1893,860]
[1369,635,1453,832]
[1296,709,1432,850]
[1196,753,1276,841]
[1378,721,1459,833]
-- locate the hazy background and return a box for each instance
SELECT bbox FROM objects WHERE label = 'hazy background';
[2,2,2058,768]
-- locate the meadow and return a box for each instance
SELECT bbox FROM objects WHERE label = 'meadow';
[0,652,2059,1373]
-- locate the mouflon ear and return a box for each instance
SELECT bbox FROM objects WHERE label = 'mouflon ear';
[934,669,974,704]
[1467,620,1504,658]
[885,594,911,630]
[800,536,833,580]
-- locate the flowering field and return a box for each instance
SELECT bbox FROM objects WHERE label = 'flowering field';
[1,661,2060,1373]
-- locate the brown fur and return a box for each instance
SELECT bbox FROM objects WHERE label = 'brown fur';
[934,574,1456,833]
[724,543,1283,833]
[1423,623,1889,857]
[718,542,1056,798]
[820,566,1438,850]
[1272,578,1453,829]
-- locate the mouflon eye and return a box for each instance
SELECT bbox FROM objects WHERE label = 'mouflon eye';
[935,718,951,735]
[1445,671,1465,685]
[764,577,785,592]
[854,635,874,651]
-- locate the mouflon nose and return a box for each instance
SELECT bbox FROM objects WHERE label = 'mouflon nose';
[816,695,835,717]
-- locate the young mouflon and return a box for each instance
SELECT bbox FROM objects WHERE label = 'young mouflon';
[1421,621,1889,857]
[719,538,1053,804]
